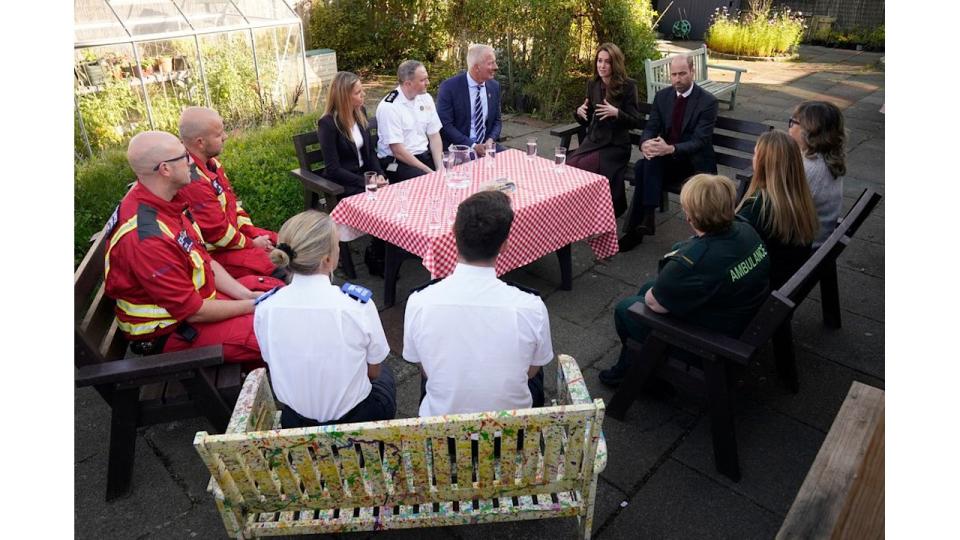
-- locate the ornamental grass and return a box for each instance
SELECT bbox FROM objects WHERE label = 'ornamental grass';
[705,4,804,58]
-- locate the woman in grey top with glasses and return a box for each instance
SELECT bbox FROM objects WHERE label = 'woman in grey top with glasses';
[788,101,847,247]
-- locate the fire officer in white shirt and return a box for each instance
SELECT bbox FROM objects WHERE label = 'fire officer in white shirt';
[375,59,445,183]
[403,191,555,417]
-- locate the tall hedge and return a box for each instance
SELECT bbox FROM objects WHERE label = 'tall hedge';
[74,114,317,265]
[308,0,660,121]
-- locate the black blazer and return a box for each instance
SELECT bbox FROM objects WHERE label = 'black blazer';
[317,108,384,196]
[642,84,719,174]
[569,78,641,180]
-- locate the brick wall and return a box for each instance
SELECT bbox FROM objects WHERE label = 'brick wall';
[774,0,884,30]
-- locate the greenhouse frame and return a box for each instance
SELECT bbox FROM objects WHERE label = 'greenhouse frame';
[74,0,311,158]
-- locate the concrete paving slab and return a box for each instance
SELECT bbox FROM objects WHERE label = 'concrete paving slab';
[746,348,885,433]
[807,266,884,322]
[544,272,633,327]
[671,402,824,516]
[549,314,621,370]
[792,300,884,379]
[837,236,884,278]
[600,459,782,539]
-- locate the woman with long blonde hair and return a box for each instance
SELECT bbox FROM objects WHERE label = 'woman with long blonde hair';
[737,130,818,287]
[317,71,386,196]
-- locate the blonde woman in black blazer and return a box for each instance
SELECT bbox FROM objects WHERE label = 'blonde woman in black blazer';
[317,71,385,197]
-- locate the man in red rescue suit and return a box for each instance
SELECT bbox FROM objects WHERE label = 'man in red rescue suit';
[104,131,284,363]
[177,106,281,279]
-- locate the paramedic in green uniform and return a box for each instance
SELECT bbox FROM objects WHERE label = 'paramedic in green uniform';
[601,174,771,386]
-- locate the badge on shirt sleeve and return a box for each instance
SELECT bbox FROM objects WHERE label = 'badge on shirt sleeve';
[211,178,224,195]
[341,282,373,303]
[176,230,195,253]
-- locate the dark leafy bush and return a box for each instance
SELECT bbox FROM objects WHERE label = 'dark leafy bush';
[806,25,884,52]
[75,114,318,266]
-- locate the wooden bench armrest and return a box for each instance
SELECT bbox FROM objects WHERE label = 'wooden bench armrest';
[289,168,344,197]
[224,368,278,434]
[549,122,585,149]
[707,63,748,74]
[76,345,224,387]
[557,354,608,473]
[627,303,756,364]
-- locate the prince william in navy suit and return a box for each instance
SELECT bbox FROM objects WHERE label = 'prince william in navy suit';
[437,44,502,156]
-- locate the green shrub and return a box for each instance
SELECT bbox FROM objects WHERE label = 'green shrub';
[705,4,804,57]
[807,25,884,52]
[309,0,448,74]
[75,114,318,266]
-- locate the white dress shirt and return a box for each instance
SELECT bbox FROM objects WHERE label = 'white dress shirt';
[466,72,488,144]
[403,263,555,417]
[376,85,443,158]
[253,273,389,422]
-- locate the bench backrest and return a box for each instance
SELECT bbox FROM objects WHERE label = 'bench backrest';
[737,189,882,348]
[628,102,771,175]
[75,223,127,367]
[195,369,605,514]
[293,117,381,176]
[644,46,709,93]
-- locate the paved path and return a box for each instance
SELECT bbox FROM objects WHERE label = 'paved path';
[75,43,884,539]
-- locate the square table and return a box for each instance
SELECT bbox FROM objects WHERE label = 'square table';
[330,148,620,307]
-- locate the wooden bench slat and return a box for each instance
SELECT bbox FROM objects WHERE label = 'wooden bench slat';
[405,437,430,495]
[522,428,542,485]
[358,441,386,497]
[455,435,473,490]
[311,442,345,499]
[477,434,496,488]
[500,429,519,486]
[542,424,564,482]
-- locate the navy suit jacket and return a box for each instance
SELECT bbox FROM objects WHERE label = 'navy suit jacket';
[437,72,502,148]
[642,84,718,175]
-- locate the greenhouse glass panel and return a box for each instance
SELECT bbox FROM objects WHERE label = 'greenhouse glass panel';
[135,39,208,132]
[179,0,247,30]
[108,0,191,37]
[199,31,260,127]
[252,24,307,117]
[234,0,299,24]
[75,0,128,44]
[75,43,150,153]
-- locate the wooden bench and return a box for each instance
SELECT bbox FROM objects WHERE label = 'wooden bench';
[194,354,607,538]
[606,188,881,481]
[289,126,373,279]
[777,381,884,539]
[645,46,747,110]
[550,102,771,212]
[75,221,244,500]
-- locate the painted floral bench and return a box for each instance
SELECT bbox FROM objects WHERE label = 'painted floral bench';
[194,354,607,539]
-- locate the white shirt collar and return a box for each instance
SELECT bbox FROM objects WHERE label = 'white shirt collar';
[466,72,484,89]
[677,83,695,99]
[452,262,497,279]
[396,85,416,104]
[289,272,332,287]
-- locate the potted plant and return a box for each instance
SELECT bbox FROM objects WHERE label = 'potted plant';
[155,55,173,73]
[80,51,106,86]
[172,55,188,71]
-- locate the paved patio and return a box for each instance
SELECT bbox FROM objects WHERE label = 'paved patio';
[75,43,884,539]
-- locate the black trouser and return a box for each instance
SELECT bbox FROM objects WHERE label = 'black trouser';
[419,368,546,409]
[379,152,435,183]
[625,155,696,231]
[280,364,397,428]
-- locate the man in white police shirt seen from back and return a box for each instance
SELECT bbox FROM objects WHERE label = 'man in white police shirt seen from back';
[375,60,444,183]
[403,191,554,417]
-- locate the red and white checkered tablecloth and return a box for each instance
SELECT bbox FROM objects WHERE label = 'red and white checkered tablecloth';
[330,148,620,279]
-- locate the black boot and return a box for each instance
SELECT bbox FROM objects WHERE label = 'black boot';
[599,346,633,387]
[618,206,657,252]
[364,240,385,277]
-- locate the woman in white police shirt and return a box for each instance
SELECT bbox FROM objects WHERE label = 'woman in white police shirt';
[253,210,396,428]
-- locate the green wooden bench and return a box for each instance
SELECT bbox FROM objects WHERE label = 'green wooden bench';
[194,355,607,538]
[645,46,747,110]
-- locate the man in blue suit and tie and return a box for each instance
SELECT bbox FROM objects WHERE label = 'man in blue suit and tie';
[437,44,502,156]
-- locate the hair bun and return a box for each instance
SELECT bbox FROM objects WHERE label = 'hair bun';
[277,242,297,261]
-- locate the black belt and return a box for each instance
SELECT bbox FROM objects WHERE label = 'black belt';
[129,323,197,356]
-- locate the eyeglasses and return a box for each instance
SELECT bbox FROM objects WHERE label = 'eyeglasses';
[152,151,189,171]
[787,118,800,128]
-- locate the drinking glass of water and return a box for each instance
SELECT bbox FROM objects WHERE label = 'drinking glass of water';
[428,194,442,230]
[554,146,567,173]
[526,137,537,160]
[364,171,378,200]
[485,141,496,168]
[394,183,410,221]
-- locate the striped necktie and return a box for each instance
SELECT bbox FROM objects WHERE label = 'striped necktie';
[473,83,485,144]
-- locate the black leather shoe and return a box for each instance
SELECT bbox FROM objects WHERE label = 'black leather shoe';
[599,366,627,387]
[618,229,645,252]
